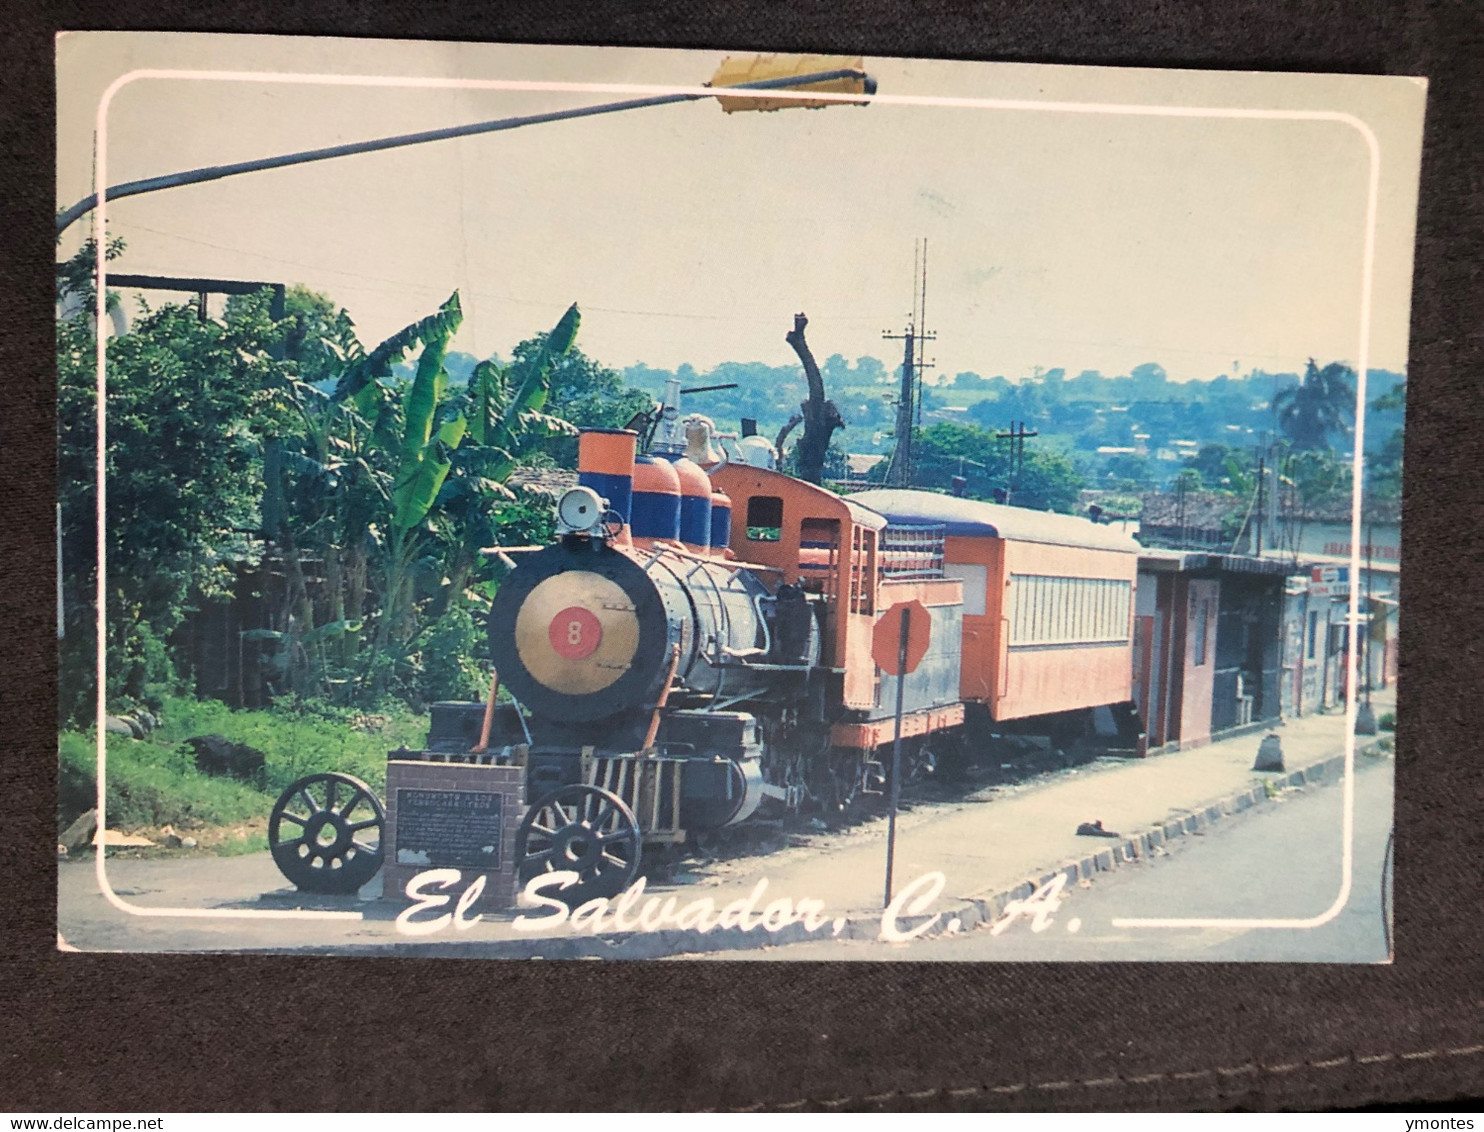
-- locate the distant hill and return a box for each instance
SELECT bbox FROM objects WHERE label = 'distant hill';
[618,357,1404,488]
[385,342,1401,495]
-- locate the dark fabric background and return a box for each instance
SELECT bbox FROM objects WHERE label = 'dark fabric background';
[3,0,1480,1112]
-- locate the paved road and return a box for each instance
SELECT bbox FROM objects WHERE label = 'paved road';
[693,753,1395,962]
[59,745,1393,962]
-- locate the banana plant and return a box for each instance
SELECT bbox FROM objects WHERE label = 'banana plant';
[332,293,465,403]
[274,292,587,700]
[467,302,583,479]
[363,298,581,691]
[433,303,582,611]
[241,619,363,691]
[362,295,467,690]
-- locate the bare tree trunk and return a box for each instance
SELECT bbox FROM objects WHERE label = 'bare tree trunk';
[775,411,803,456]
[276,532,316,698]
[783,313,845,485]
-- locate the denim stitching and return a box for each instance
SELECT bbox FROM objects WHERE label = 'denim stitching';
[726,1042,1484,1110]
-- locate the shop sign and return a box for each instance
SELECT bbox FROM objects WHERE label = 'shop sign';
[1309,565,1350,599]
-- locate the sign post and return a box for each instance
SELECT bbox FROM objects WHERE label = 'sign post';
[873,600,931,908]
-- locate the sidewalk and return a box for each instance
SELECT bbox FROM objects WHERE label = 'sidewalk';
[58,691,1394,957]
[479,690,1394,957]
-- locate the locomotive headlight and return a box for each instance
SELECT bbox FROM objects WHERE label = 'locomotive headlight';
[556,486,606,535]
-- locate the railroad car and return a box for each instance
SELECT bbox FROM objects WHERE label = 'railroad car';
[847,489,1143,743]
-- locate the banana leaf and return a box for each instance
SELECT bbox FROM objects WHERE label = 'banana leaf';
[485,303,580,459]
[332,292,462,402]
[391,414,468,531]
[467,359,507,446]
[301,619,363,645]
[401,327,454,466]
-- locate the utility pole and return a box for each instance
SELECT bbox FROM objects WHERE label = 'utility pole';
[882,239,935,489]
[884,327,917,487]
[1176,473,1188,547]
[995,420,1038,505]
[1365,518,1374,700]
[1255,447,1266,556]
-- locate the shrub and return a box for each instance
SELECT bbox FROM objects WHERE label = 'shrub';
[1378,712,1396,732]
[418,606,490,705]
[59,730,269,832]
[152,692,415,795]
[58,693,429,834]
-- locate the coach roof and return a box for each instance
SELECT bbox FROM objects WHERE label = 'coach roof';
[849,489,1141,553]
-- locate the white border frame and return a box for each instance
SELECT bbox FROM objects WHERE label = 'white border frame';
[86,64,1380,934]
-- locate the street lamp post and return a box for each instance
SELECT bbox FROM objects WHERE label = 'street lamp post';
[1355,516,1378,734]
[57,60,876,236]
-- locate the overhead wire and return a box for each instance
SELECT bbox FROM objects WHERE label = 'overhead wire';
[100,221,1374,372]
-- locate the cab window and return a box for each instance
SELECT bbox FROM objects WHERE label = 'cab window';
[746,496,783,541]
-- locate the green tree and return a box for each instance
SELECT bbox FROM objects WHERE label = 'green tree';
[56,245,287,722]
[1368,378,1405,504]
[1173,467,1204,492]
[1183,443,1256,493]
[254,284,361,388]
[1273,359,1356,451]
[1371,377,1406,414]
[1285,449,1353,515]
[913,422,1085,512]
[1104,452,1154,490]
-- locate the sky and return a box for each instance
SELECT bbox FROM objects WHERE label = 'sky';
[56,34,1427,384]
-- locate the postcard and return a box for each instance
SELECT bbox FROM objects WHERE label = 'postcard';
[55,32,1424,961]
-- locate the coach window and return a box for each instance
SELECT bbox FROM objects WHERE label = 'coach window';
[746,496,783,541]
[944,563,988,616]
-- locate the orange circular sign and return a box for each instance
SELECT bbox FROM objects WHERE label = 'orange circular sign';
[872,599,931,676]
[549,606,603,660]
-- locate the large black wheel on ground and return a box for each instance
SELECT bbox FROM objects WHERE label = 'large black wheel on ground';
[516,784,641,905]
[269,772,385,894]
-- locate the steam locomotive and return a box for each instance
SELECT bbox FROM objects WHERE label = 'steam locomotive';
[267,389,1144,903]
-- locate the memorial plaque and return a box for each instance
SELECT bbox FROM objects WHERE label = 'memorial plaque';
[382,762,523,912]
[394,788,505,869]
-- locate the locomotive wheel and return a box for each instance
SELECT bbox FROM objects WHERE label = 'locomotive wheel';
[813,750,867,816]
[269,772,385,895]
[516,784,641,905]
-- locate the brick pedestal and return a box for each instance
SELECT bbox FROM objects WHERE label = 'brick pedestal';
[382,760,523,912]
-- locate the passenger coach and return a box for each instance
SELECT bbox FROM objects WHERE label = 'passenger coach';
[849,490,1143,740]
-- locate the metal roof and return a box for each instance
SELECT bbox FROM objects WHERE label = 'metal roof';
[712,463,888,531]
[849,489,1142,553]
[842,498,889,532]
[1137,548,1301,577]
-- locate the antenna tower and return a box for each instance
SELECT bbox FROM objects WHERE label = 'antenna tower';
[882,238,936,488]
